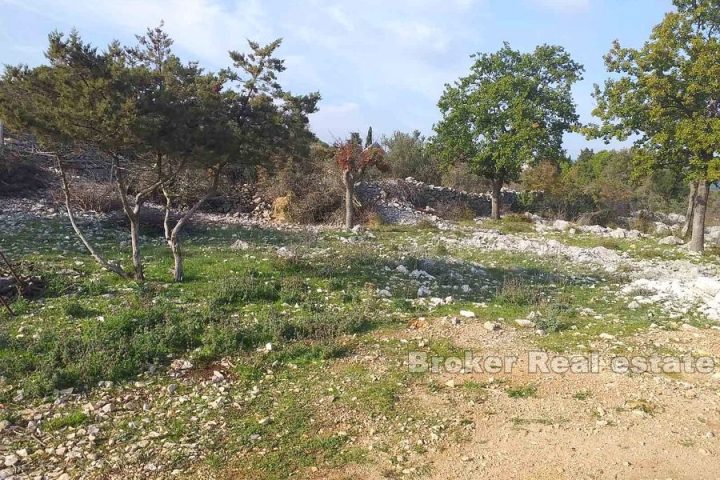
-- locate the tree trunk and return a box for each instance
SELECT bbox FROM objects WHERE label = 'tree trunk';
[681,180,698,239]
[113,160,146,282]
[490,179,503,220]
[0,120,4,149]
[162,167,222,282]
[57,157,129,278]
[689,180,709,253]
[128,214,144,281]
[343,170,354,230]
[169,237,183,282]
[162,188,184,282]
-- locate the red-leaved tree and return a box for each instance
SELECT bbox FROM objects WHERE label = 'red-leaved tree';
[334,130,387,229]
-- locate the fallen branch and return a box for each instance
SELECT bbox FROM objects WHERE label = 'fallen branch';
[0,249,24,289]
[0,294,14,316]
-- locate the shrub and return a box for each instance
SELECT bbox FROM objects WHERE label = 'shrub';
[52,179,122,213]
[257,148,344,224]
[433,199,476,221]
[381,130,442,184]
[496,277,541,306]
[629,211,655,234]
[0,150,48,197]
[364,211,385,228]
[62,301,96,319]
[536,312,561,333]
[273,311,371,342]
[576,209,622,228]
[503,213,533,223]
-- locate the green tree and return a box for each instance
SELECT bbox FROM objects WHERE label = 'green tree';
[159,38,319,281]
[0,31,146,279]
[434,42,583,219]
[589,0,720,251]
[0,27,319,283]
[365,126,373,148]
[382,130,441,184]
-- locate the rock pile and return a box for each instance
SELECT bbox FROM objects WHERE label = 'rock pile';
[355,177,519,225]
[454,228,720,320]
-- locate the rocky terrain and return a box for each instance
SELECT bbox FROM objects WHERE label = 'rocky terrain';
[2,199,720,479]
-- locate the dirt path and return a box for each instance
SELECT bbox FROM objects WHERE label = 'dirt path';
[331,319,720,480]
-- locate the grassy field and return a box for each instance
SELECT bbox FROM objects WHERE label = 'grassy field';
[1,213,717,478]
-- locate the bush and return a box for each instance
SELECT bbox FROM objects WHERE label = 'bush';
[496,276,541,306]
[433,199,476,221]
[381,130,442,184]
[519,150,689,220]
[576,209,622,228]
[629,210,656,234]
[441,163,493,193]
[363,210,385,228]
[52,179,122,213]
[273,311,371,342]
[257,148,344,224]
[536,309,562,333]
[503,213,533,223]
[0,150,49,197]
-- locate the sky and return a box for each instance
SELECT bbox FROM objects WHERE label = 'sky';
[0,0,674,157]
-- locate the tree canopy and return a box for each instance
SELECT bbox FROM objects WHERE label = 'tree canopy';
[589,0,720,250]
[0,26,319,280]
[434,42,583,218]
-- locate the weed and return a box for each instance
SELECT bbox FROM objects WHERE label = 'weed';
[506,384,537,399]
[573,390,592,400]
[63,301,96,319]
[496,276,541,306]
[511,416,555,426]
[210,277,280,307]
[625,399,658,415]
[43,409,89,431]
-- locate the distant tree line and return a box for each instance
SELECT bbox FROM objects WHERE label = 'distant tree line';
[1,0,719,259]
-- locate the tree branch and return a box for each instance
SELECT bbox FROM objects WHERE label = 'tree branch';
[56,155,129,278]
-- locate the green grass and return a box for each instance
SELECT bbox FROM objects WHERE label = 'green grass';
[506,383,538,399]
[573,390,593,400]
[2,211,713,478]
[483,216,535,234]
[42,409,89,431]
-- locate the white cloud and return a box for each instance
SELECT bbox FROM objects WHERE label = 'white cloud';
[2,0,272,65]
[383,20,450,54]
[328,5,355,32]
[309,102,366,141]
